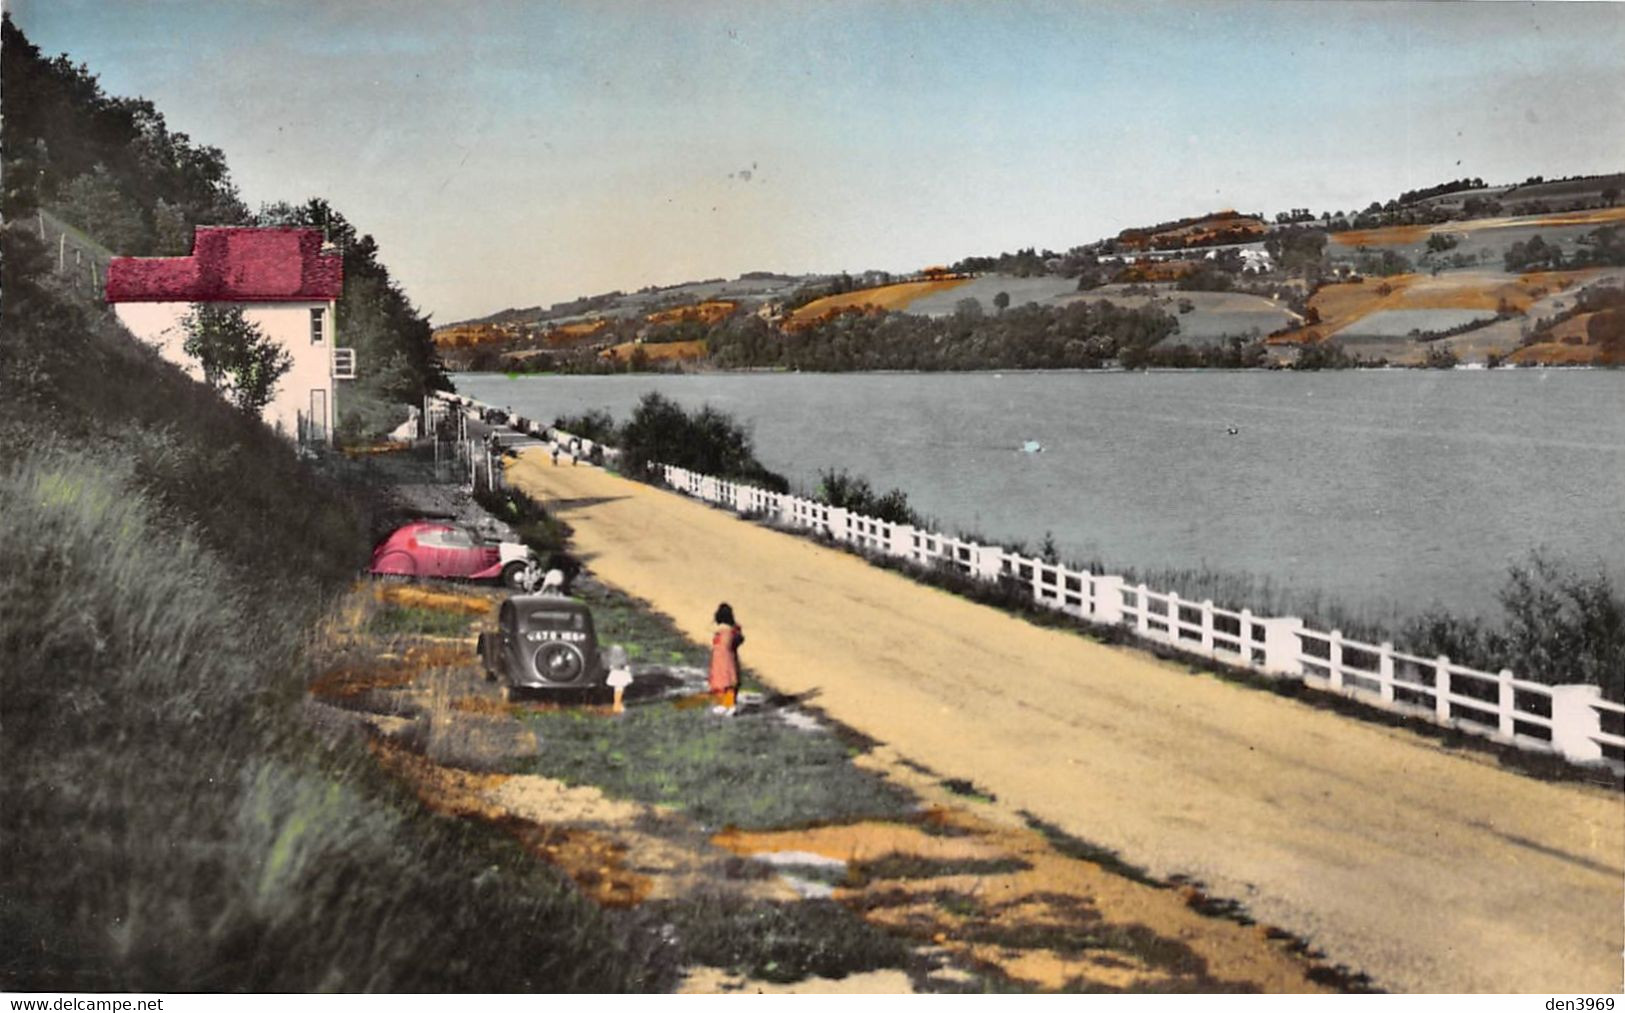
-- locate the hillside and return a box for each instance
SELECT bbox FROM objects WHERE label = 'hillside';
[1116,209,1267,252]
[442,170,1623,373]
[0,15,662,989]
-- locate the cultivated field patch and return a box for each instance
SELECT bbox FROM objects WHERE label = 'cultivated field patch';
[1270,269,1600,345]
[545,319,610,347]
[788,279,970,328]
[647,301,737,326]
[902,274,1081,317]
[600,339,708,363]
[1330,206,1625,249]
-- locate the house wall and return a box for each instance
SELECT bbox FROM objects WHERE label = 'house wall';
[113,300,338,442]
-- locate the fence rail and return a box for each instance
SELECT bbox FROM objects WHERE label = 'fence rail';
[653,460,1622,773]
[433,392,1622,772]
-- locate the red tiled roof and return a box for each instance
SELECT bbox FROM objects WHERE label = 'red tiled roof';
[105,227,343,303]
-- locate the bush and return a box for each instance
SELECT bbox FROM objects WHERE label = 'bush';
[472,484,576,569]
[553,408,618,445]
[816,468,920,526]
[618,392,788,492]
[1401,552,1624,701]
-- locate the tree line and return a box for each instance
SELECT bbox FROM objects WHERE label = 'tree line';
[1,14,447,440]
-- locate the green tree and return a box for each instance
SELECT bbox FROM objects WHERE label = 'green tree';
[256,199,446,437]
[54,165,147,253]
[180,304,291,413]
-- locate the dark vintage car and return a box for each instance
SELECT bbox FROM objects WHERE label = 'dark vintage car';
[478,595,606,695]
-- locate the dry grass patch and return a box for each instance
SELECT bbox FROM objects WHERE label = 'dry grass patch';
[309,642,472,701]
[370,739,654,907]
[373,582,496,616]
[716,807,1335,992]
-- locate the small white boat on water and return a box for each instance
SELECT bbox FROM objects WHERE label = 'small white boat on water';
[1020,440,1045,454]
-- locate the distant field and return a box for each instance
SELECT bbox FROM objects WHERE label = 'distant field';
[1269,269,1602,345]
[1166,291,1299,343]
[599,339,707,363]
[1336,309,1495,339]
[1330,205,1625,249]
[787,278,968,326]
[543,320,609,347]
[1510,307,1625,366]
[903,274,1079,316]
[433,323,509,348]
[646,300,736,326]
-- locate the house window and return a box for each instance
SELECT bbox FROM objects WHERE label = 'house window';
[310,308,325,344]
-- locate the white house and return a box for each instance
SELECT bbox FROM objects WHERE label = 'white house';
[105,226,352,443]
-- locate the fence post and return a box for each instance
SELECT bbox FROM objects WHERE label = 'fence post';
[972,545,1001,583]
[1497,670,1516,739]
[1328,630,1345,691]
[1378,643,1396,703]
[1435,656,1452,723]
[1551,685,1603,763]
[1257,616,1304,677]
[1136,583,1152,636]
[828,507,850,544]
[1094,575,1125,624]
[1200,600,1215,653]
[887,523,913,559]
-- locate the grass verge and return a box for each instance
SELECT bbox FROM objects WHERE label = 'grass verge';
[514,582,916,832]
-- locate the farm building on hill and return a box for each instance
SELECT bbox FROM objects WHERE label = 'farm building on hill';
[106,227,351,444]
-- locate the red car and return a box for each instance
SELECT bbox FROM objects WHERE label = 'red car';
[369,521,537,587]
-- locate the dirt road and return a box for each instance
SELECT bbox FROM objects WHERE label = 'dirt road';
[507,454,1623,993]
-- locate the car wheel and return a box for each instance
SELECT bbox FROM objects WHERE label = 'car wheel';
[374,553,416,582]
[534,642,586,684]
[500,561,529,590]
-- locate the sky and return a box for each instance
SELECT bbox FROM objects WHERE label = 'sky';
[10,0,1625,323]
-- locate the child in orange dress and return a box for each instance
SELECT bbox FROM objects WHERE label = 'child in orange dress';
[708,603,744,716]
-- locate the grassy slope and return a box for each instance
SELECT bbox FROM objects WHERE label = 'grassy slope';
[0,238,654,990]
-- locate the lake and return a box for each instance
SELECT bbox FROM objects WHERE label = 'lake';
[452,369,1625,622]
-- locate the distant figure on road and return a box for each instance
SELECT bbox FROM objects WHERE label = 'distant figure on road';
[550,443,561,466]
[708,602,745,716]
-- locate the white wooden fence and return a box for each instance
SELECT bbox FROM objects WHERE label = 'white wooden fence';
[432,391,1625,771]
[657,462,1625,772]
